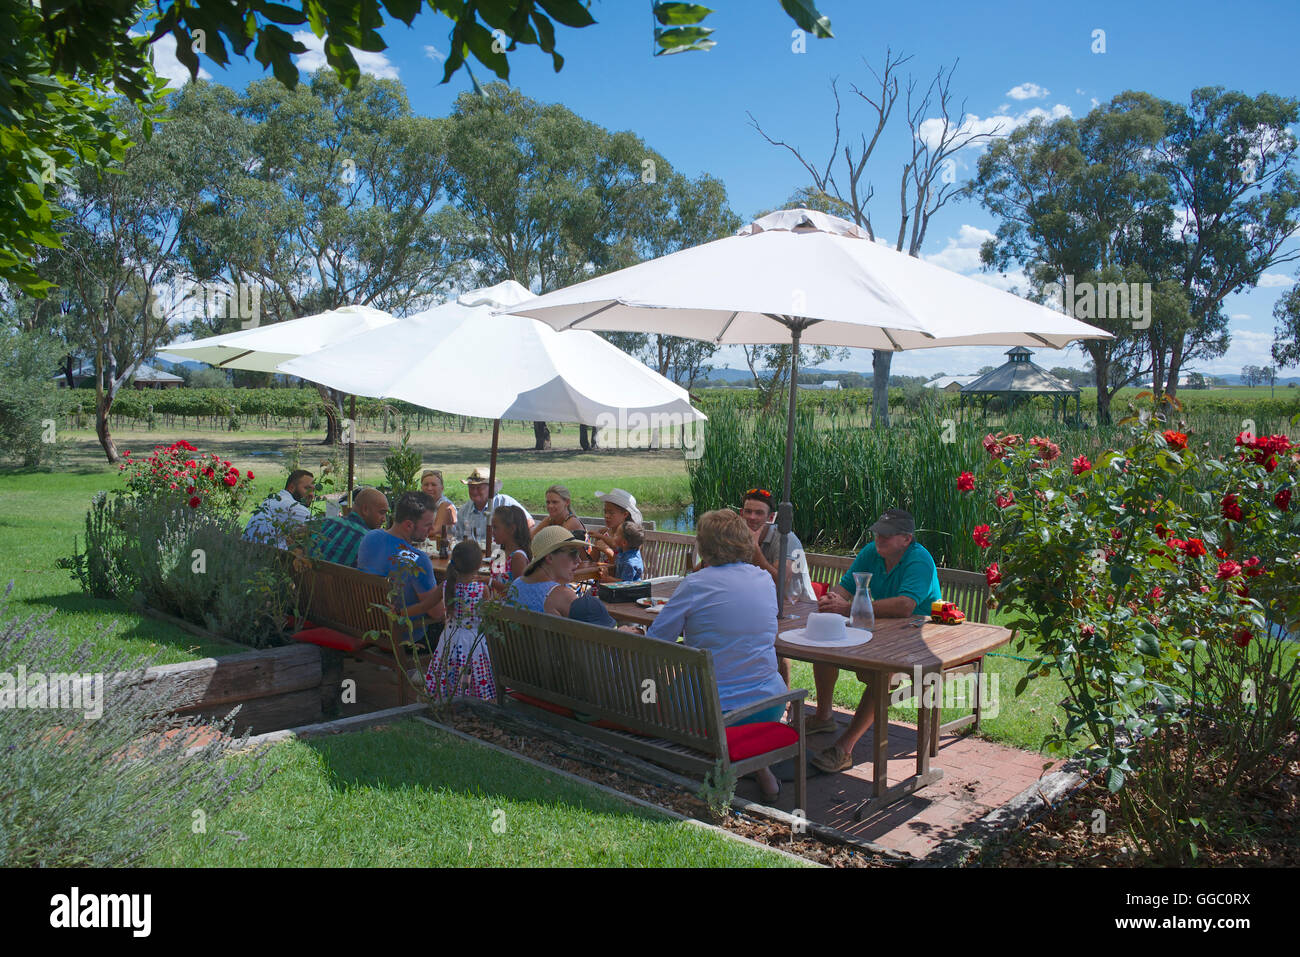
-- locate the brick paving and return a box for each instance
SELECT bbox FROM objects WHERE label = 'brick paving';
[734,709,1060,860]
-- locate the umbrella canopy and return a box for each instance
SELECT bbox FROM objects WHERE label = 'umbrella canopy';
[509,207,1113,613]
[509,208,1112,350]
[160,304,399,372]
[277,280,704,425]
[278,280,706,552]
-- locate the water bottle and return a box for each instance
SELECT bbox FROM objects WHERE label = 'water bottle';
[849,572,874,634]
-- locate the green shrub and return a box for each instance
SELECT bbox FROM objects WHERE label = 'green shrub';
[0,593,275,866]
[0,330,70,467]
[382,431,422,493]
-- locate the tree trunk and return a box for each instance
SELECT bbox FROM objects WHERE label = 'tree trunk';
[533,421,551,450]
[1092,351,1112,425]
[579,424,599,450]
[871,349,892,429]
[314,383,343,444]
[1164,338,1185,400]
[95,387,119,463]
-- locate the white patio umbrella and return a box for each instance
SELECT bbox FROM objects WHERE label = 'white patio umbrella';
[162,304,401,504]
[509,208,1114,611]
[277,280,706,551]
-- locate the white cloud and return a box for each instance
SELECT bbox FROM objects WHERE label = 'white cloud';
[1090,97,1100,109]
[294,31,399,80]
[917,103,1072,151]
[136,31,213,88]
[424,45,446,62]
[1230,313,1252,321]
[1258,273,1295,288]
[1007,82,1049,101]
[1075,88,1086,96]
[923,224,996,273]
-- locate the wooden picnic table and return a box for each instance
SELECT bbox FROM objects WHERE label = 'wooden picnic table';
[605,579,1012,813]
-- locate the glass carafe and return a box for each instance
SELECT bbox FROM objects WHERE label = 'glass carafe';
[849,572,874,633]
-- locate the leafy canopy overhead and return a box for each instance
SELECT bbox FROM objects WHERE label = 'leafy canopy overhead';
[38,0,832,94]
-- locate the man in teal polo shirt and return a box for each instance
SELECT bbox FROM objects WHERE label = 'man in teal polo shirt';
[808,508,942,773]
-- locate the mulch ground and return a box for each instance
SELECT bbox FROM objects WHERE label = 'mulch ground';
[438,709,900,868]
[972,729,1300,867]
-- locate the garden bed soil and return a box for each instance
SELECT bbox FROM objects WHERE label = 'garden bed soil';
[435,708,900,868]
[973,730,1300,867]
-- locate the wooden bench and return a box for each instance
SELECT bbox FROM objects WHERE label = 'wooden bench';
[286,558,423,705]
[529,513,657,532]
[803,551,993,749]
[484,603,808,810]
[639,529,698,578]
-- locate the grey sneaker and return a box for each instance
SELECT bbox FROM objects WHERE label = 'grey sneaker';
[810,744,854,774]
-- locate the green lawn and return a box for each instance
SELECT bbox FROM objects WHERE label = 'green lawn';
[150,719,803,867]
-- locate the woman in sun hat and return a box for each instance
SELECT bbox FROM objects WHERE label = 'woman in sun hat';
[507,526,629,628]
[588,488,642,560]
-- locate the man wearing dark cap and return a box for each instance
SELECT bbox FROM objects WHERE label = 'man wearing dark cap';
[808,507,942,773]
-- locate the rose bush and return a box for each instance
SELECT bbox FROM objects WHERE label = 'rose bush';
[967,395,1298,863]
[118,440,255,519]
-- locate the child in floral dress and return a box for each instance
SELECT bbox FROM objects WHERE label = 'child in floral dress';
[427,540,495,700]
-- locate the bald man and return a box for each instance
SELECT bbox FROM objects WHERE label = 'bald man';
[313,488,390,567]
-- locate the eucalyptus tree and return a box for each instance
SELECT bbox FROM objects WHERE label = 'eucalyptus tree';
[442,83,738,449]
[179,72,463,441]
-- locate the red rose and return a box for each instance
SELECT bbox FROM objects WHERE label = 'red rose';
[1029,436,1061,461]
[1080,623,1096,637]
[1162,430,1187,450]
[1111,528,1123,540]
[1220,493,1243,521]
[1277,488,1292,512]
[1233,629,1251,648]
[1243,557,1264,577]
[1150,586,1163,602]
[972,524,992,549]
[995,491,1015,509]
[223,472,238,488]
[247,470,254,480]
[982,433,1005,458]
[1071,454,1091,474]
[985,562,1002,587]
[1181,538,1207,558]
[186,485,195,494]
[956,471,975,492]
[1155,523,1169,538]
[1216,560,1242,580]
[204,467,215,478]
[188,496,201,508]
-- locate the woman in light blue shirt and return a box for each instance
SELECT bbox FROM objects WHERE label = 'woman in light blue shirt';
[646,509,788,799]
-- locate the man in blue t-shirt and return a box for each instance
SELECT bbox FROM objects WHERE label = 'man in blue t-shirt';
[357,492,444,648]
[808,507,943,774]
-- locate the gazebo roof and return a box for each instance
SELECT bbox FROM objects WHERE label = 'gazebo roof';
[960,349,1079,395]
[131,363,183,383]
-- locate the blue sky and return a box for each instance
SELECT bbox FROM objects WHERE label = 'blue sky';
[151,0,1300,380]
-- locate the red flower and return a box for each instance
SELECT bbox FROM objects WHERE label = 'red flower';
[972,524,992,549]
[1215,547,1229,559]
[223,471,238,488]
[1110,528,1123,540]
[1233,629,1251,648]
[1181,538,1207,558]
[1029,436,1061,461]
[1162,430,1187,450]
[982,433,1005,458]
[1235,583,1250,601]
[1277,488,1292,512]
[1080,623,1096,637]
[1243,557,1264,577]
[1220,493,1243,521]
[186,485,195,494]
[1216,560,1242,580]
[247,470,254,480]
[1150,586,1163,603]
[956,471,975,492]
[203,467,215,478]
[995,490,1015,509]
[1154,523,1169,538]
[1071,454,1092,474]
[188,496,201,508]
[985,563,1002,587]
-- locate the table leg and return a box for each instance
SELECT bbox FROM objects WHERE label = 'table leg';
[872,670,888,797]
[917,666,934,778]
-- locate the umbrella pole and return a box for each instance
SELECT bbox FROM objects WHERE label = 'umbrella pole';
[776,323,803,619]
[345,394,356,511]
[485,418,500,555]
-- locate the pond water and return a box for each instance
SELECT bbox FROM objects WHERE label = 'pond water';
[642,504,696,534]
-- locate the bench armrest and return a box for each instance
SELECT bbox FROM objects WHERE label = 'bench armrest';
[722,688,807,725]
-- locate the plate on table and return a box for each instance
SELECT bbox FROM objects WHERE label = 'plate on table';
[636,597,669,612]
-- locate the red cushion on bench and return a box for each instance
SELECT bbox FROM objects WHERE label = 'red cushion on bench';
[507,690,576,719]
[810,581,828,598]
[725,721,798,762]
[293,626,367,653]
